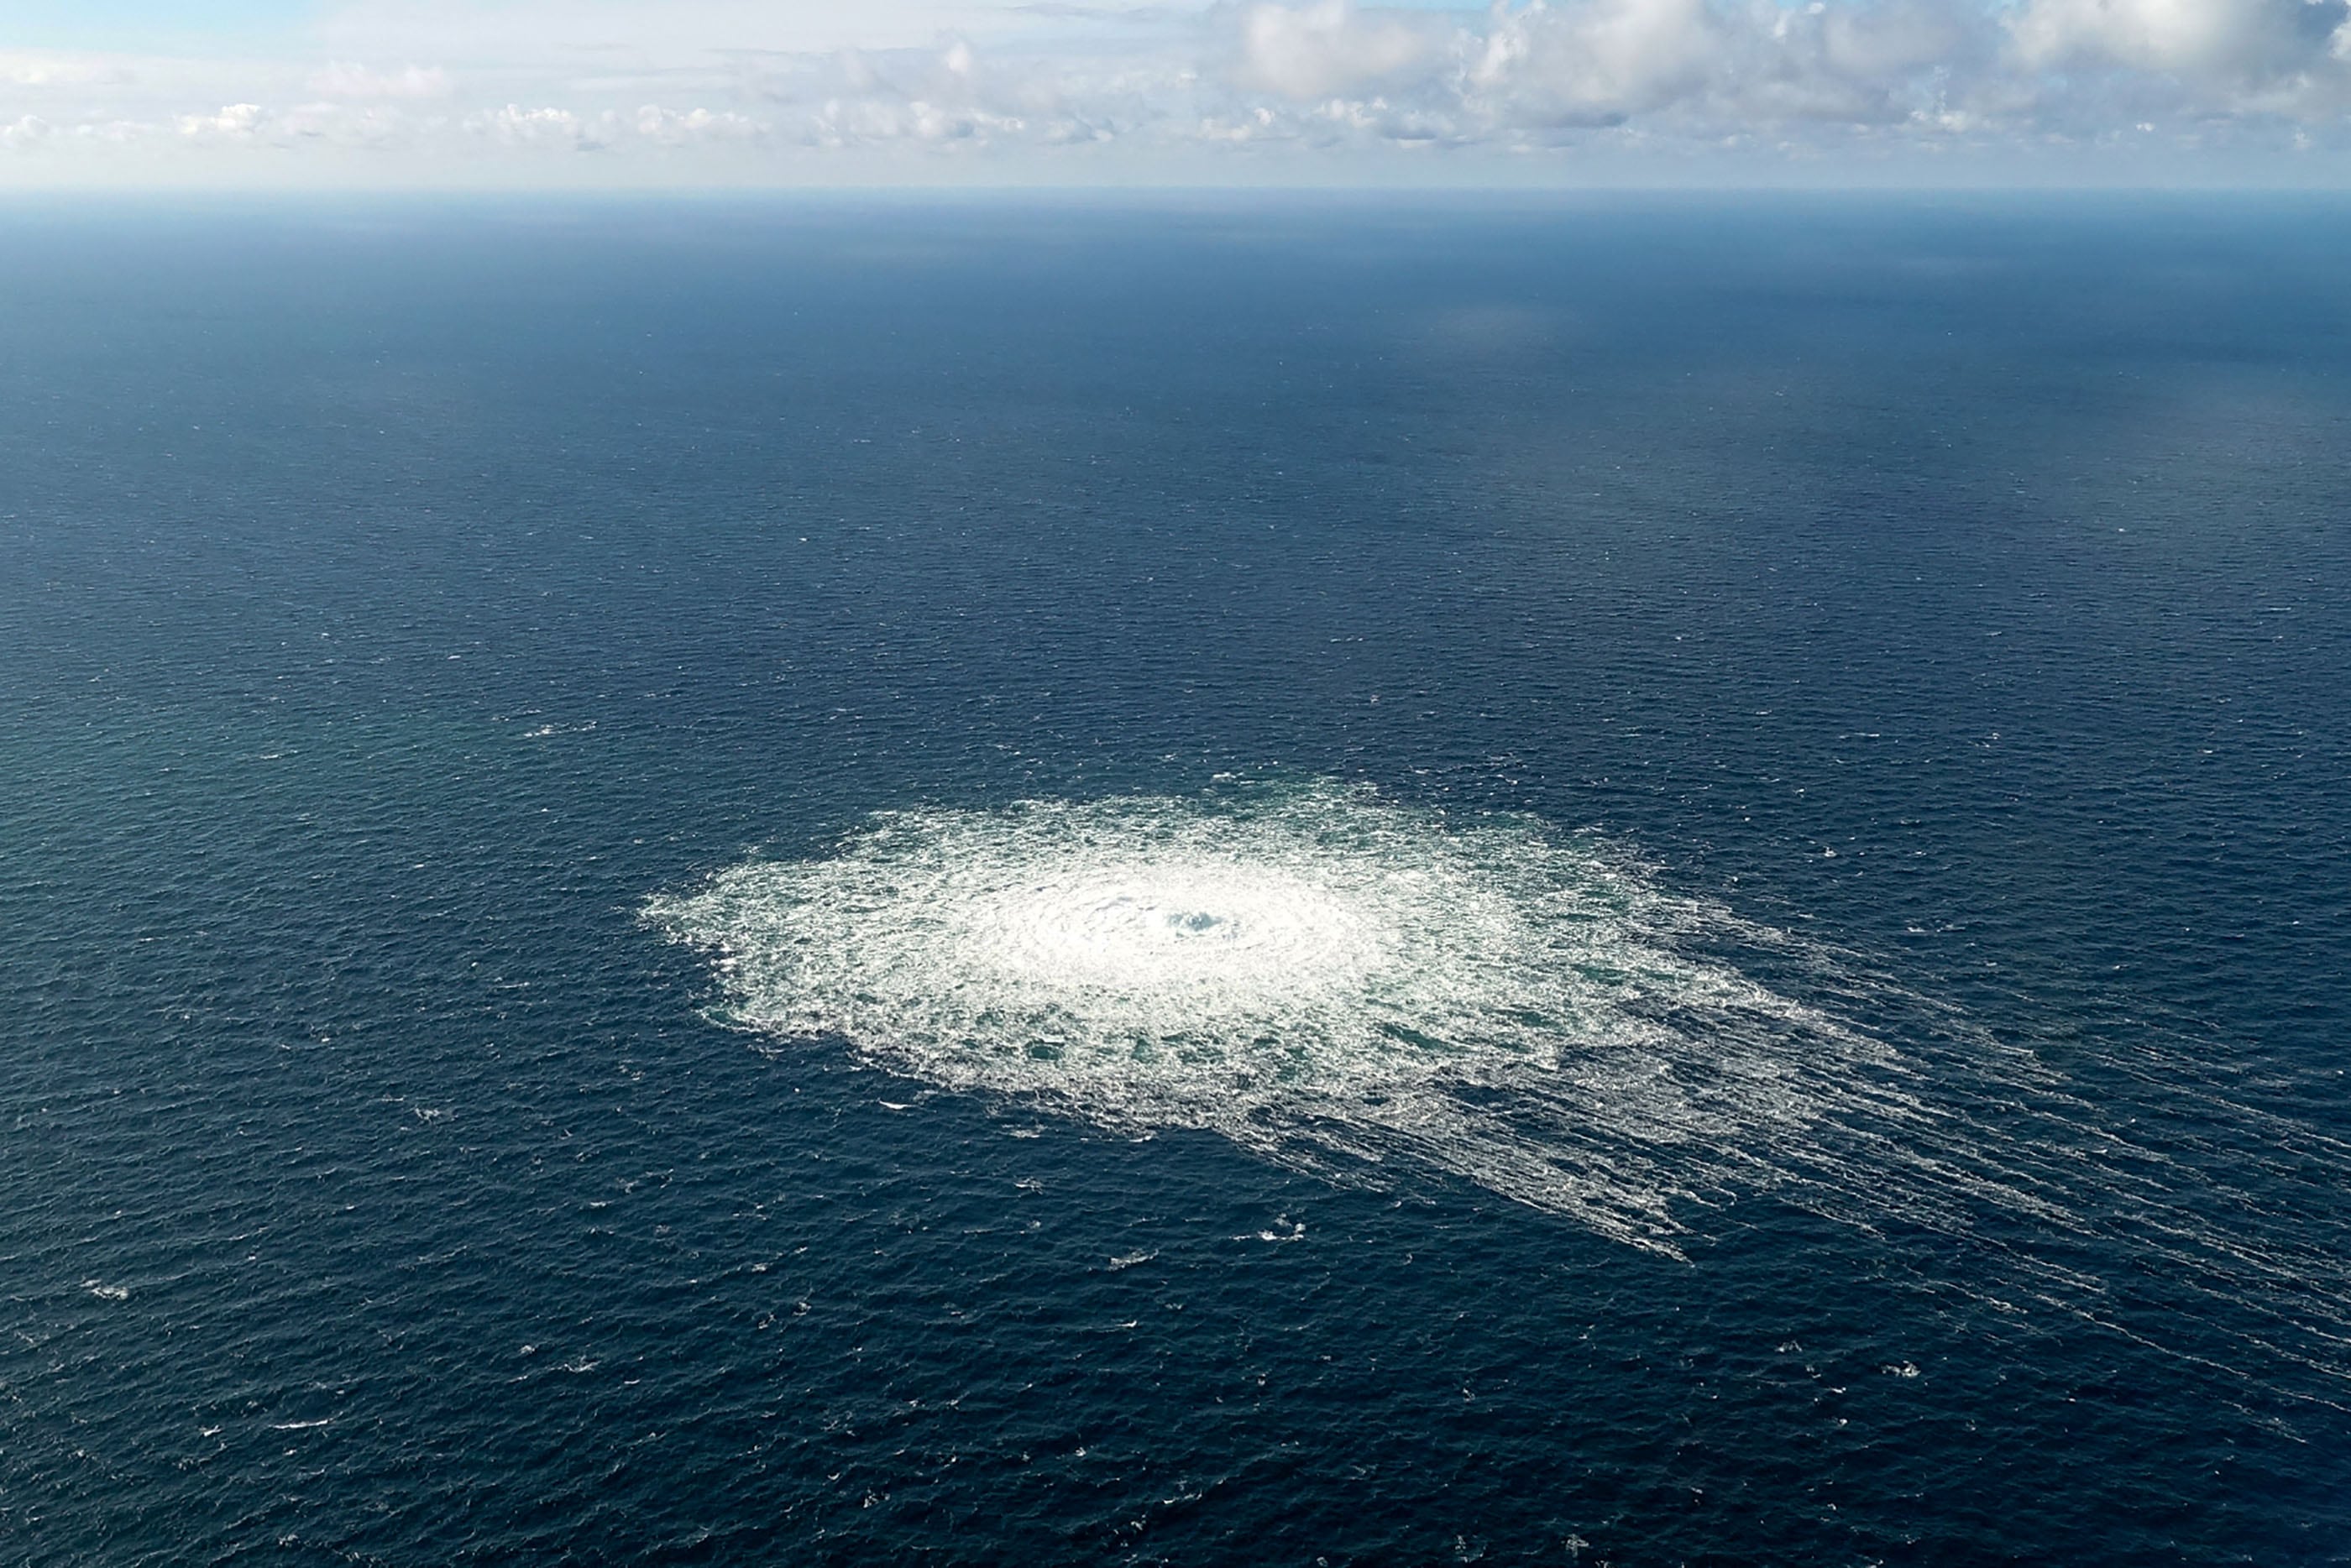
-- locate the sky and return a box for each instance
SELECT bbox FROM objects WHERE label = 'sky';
[5,0,2351,187]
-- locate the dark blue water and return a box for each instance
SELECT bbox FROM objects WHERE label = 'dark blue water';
[3,196,2348,1565]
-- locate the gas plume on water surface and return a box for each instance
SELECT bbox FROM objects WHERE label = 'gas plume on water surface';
[651,781,2003,1255]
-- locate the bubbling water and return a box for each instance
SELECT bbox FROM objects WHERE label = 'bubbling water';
[652,781,2351,1396]
[971,861,1385,1001]
[650,782,1945,1252]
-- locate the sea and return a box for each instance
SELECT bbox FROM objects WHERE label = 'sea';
[3,193,2347,1565]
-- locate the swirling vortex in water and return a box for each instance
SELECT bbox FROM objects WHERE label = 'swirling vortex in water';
[649,782,1975,1254]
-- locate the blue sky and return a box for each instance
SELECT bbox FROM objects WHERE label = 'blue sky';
[8,2,318,48]
[4,0,2349,188]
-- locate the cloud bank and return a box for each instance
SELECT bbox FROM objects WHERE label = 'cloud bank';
[4,0,2351,185]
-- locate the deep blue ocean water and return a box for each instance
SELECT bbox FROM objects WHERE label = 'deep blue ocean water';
[3,195,2348,1565]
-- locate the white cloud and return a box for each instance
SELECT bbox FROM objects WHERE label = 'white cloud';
[469,102,608,149]
[1469,0,1727,128]
[1233,0,1442,99]
[8,1,2351,184]
[635,102,764,144]
[177,103,268,139]
[1,115,55,149]
[2009,0,2345,79]
[309,62,455,99]
[809,92,1029,149]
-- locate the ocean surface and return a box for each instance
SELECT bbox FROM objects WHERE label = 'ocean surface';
[3,195,2348,1565]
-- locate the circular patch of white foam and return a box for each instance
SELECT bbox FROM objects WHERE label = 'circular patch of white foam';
[651,782,1936,1252]
[652,781,2351,1396]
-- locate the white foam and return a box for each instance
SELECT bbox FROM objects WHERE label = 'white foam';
[650,781,2351,1400]
[649,781,1938,1254]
